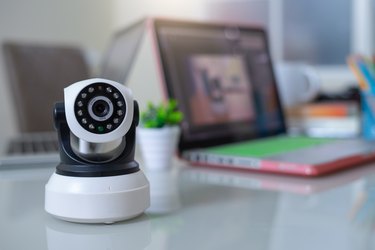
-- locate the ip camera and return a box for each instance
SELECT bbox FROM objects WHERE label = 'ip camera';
[45,78,150,223]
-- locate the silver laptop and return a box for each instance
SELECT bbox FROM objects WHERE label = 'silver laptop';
[0,43,90,166]
[0,25,142,166]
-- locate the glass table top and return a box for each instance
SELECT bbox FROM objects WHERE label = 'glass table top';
[1,160,375,250]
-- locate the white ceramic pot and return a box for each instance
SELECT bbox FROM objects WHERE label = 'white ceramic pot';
[137,126,180,171]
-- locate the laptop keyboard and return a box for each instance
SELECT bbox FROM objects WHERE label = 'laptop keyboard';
[6,133,59,155]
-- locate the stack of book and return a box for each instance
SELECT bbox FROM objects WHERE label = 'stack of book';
[286,102,360,138]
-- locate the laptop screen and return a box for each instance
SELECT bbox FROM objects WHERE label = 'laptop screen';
[154,19,286,150]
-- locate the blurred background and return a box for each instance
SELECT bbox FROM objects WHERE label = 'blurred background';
[0,0,373,138]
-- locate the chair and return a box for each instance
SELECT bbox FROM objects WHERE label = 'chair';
[3,42,90,132]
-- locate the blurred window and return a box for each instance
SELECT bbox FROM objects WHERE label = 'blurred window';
[282,0,352,65]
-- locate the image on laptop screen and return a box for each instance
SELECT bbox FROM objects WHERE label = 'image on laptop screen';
[188,54,255,126]
[154,20,286,150]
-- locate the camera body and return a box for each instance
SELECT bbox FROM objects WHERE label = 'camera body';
[45,78,150,223]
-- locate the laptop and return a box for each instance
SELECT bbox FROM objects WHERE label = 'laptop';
[153,18,375,176]
[0,43,91,166]
[0,32,139,166]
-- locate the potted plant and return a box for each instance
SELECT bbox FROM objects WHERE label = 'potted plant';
[137,99,183,170]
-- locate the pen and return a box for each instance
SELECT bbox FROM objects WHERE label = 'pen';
[357,59,375,95]
[347,56,369,92]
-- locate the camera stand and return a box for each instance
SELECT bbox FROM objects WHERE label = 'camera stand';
[45,171,149,223]
[45,101,150,223]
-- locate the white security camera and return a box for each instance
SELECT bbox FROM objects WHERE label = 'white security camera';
[45,78,150,224]
[64,78,135,163]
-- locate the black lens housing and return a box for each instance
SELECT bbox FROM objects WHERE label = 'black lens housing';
[74,83,126,134]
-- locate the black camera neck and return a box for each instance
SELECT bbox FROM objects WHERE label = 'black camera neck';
[53,101,140,177]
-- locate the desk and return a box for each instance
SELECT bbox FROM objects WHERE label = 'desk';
[1,160,375,250]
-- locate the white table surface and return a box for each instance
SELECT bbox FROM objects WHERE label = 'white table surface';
[1,159,375,250]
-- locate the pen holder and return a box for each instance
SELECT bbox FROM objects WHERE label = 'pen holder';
[361,93,375,140]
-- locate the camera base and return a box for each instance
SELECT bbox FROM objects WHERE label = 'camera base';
[45,170,150,224]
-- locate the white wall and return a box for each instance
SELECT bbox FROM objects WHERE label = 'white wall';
[111,0,210,31]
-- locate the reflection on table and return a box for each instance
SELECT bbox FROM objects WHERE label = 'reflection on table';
[2,161,375,249]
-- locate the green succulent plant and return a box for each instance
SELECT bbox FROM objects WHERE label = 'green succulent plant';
[140,99,183,128]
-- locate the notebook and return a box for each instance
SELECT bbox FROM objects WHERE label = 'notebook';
[152,18,375,176]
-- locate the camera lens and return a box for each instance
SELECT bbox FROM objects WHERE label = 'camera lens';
[88,96,114,122]
[93,100,109,117]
